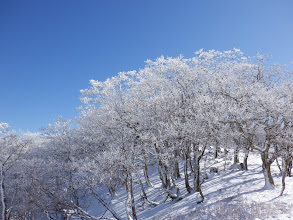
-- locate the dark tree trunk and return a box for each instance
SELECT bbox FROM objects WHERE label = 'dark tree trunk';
[287,157,292,177]
[243,148,249,170]
[158,161,171,189]
[214,146,220,159]
[174,149,180,179]
[184,153,192,193]
[143,154,153,187]
[174,160,180,179]
[193,156,201,192]
[234,145,240,164]
[189,157,194,173]
[193,156,204,203]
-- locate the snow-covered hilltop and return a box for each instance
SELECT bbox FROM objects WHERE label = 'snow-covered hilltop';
[1,50,293,219]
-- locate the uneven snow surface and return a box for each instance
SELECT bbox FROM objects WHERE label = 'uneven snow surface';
[87,153,293,219]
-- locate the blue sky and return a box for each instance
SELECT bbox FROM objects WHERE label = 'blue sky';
[1,0,293,132]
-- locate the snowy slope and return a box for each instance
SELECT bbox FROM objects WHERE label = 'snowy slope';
[87,152,293,220]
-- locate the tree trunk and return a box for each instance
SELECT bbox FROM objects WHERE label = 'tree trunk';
[193,156,201,192]
[69,170,79,207]
[158,161,171,189]
[184,153,192,193]
[233,145,239,164]
[155,145,171,189]
[261,151,275,189]
[144,154,153,187]
[193,155,204,203]
[287,157,292,177]
[174,160,180,179]
[275,158,282,175]
[1,163,7,220]
[158,161,165,188]
[163,164,171,189]
[189,157,194,173]
[125,181,133,220]
[214,146,219,159]
[125,172,137,220]
[243,147,249,170]
[130,173,137,220]
[174,149,180,179]
[280,158,289,196]
[192,142,207,203]
[197,187,205,204]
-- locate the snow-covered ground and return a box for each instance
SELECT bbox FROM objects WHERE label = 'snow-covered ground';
[87,152,293,219]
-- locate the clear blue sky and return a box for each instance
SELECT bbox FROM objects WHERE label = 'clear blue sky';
[1,0,293,132]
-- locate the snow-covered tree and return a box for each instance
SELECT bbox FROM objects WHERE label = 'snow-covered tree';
[0,124,32,220]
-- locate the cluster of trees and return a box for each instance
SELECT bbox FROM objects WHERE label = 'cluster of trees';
[1,49,293,219]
